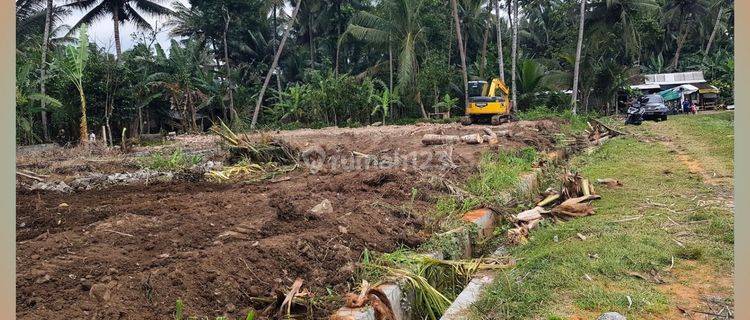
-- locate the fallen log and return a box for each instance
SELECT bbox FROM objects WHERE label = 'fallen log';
[582,179,591,196]
[551,195,601,218]
[422,134,461,145]
[16,171,44,182]
[591,119,626,136]
[516,206,548,222]
[482,128,499,145]
[537,193,560,207]
[461,134,484,144]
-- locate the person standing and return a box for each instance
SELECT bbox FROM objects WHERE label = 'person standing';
[682,99,691,113]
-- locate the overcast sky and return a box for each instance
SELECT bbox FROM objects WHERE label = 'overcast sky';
[61,1,508,54]
[61,0,189,53]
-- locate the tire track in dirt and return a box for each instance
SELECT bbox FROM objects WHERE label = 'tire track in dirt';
[632,118,735,319]
[641,119,733,202]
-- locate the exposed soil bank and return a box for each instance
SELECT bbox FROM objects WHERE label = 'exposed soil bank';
[16,120,562,319]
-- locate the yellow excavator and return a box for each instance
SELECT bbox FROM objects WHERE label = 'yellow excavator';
[460,78,516,125]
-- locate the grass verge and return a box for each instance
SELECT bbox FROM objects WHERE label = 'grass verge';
[138,148,203,171]
[471,136,734,319]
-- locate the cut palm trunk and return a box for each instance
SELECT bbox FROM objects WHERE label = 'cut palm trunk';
[461,134,484,144]
[421,134,461,145]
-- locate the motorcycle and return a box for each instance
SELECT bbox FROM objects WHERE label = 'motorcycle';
[625,101,645,125]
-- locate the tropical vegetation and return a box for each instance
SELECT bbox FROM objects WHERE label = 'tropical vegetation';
[15,0,735,145]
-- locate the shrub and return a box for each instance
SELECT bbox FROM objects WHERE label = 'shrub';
[139,148,202,171]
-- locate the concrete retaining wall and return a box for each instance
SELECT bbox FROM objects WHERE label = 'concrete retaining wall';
[329,146,581,320]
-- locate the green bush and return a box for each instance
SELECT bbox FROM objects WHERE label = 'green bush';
[139,148,203,171]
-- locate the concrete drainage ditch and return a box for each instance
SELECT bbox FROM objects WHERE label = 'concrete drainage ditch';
[330,145,604,320]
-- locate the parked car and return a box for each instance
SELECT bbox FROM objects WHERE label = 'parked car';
[637,94,669,121]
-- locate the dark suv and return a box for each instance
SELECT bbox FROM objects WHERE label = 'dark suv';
[638,94,669,121]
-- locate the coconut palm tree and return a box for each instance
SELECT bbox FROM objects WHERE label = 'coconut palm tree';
[251,0,303,129]
[663,0,708,70]
[571,0,584,114]
[65,0,172,58]
[450,0,469,108]
[586,0,659,65]
[703,0,731,61]
[510,0,517,112]
[149,39,211,132]
[494,0,505,82]
[16,0,64,140]
[343,0,427,90]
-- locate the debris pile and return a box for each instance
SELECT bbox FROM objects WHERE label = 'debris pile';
[421,128,506,146]
[585,119,624,146]
[507,171,612,244]
[340,281,396,320]
[211,120,299,165]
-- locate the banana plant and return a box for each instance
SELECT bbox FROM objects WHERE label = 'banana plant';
[371,87,400,125]
[54,23,89,143]
[16,59,62,144]
[431,94,458,114]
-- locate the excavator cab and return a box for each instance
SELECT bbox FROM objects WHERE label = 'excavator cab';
[460,78,514,125]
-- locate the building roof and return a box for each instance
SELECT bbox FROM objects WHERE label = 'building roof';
[630,84,661,90]
[644,71,706,85]
[693,82,720,93]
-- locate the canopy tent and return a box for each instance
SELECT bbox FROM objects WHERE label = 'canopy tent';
[675,84,699,94]
[658,84,699,101]
[658,88,681,101]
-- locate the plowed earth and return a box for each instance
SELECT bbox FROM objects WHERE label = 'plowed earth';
[16,120,561,319]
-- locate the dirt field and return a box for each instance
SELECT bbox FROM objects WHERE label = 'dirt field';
[16,120,561,319]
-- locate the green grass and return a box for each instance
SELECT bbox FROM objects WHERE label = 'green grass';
[517,106,592,135]
[664,112,734,170]
[465,147,537,204]
[138,148,203,171]
[471,136,734,319]
[623,112,734,181]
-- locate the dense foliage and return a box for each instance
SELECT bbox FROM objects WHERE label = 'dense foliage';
[16,0,734,144]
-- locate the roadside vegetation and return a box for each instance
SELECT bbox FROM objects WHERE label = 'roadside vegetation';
[138,148,203,171]
[16,0,734,145]
[472,113,734,319]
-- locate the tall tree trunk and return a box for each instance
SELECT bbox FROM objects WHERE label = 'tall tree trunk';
[334,0,342,75]
[273,3,282,92]
[704,6,724,59]
[335,41,341,75]
[223,9,238,121]
[447,17,452,65]
[251,0,302,129]
[211,42,228,120]
[450,0,469,108]
[78,87,88,143]
[308,16,315,67]
[571,0,585,114]
[389,42,393,95]
[417,90,428,119]
[40,0,53,141]
[480,23,490,79]
[669,22,689,71]
[495,0,505,82]
[511,0,518,112]
[113,7,122,58]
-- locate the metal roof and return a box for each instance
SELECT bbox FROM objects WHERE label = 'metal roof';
[630,84,661,90]
[644,71,706,85]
